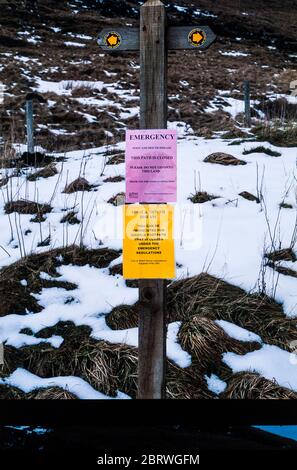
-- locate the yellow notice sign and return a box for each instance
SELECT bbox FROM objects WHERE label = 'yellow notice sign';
[123,204,175,280]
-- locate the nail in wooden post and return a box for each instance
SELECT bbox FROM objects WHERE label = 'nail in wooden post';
[26,98,34,154]
[138,0,167,399]
[244,80,251,127]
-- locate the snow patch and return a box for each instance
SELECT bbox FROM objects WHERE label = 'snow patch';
[0,368,130,399]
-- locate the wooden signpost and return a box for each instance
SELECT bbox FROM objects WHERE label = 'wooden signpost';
[25,96,34,155]
[98,0,216,399]
[24,92,46,156]
[244,80,251,127]
[97,26,216,52]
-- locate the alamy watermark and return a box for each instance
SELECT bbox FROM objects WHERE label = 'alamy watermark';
[93,202,203,251]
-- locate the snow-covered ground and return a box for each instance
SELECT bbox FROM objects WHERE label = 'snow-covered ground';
[0,368,130,400]
[1,127,297,397]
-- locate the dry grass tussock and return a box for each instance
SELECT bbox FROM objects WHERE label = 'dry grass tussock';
[63,177,94,194]
[0,245,120,318]
[221,372,297,399]
[27,164,58,182]
[204,153,247,166]
[167,273,297,352]
[1,250,297,400]
[1,320,212,399]
[4,200,52,215]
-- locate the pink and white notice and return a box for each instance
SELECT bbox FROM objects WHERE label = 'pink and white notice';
[125,129,177,203]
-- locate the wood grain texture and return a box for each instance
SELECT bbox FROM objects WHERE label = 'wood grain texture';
[97,25,216,52]
[244,80,251,127]
[138,279,167,399]
[140,0,167,129]
[168,25,217,50]
[97,28,139,51]
[138,0,167,400]
[25,99,34,154]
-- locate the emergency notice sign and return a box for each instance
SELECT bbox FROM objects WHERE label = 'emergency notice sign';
[123,204,175,279]
[125,129,177,203]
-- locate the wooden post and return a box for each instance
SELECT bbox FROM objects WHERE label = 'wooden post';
[0,341,3,366]
[244,80,251,127]
[138,0,167,399]
[25,98,34,154]
[140,0,167,129]
[97,0,216,400]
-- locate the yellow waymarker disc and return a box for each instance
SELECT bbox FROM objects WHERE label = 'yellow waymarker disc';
[104,32,121,49]
[188,29,206,47]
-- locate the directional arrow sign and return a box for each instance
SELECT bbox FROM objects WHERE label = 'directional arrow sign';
[97,28,139,51]
[168,26,216,50]
[97,25,216,51]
